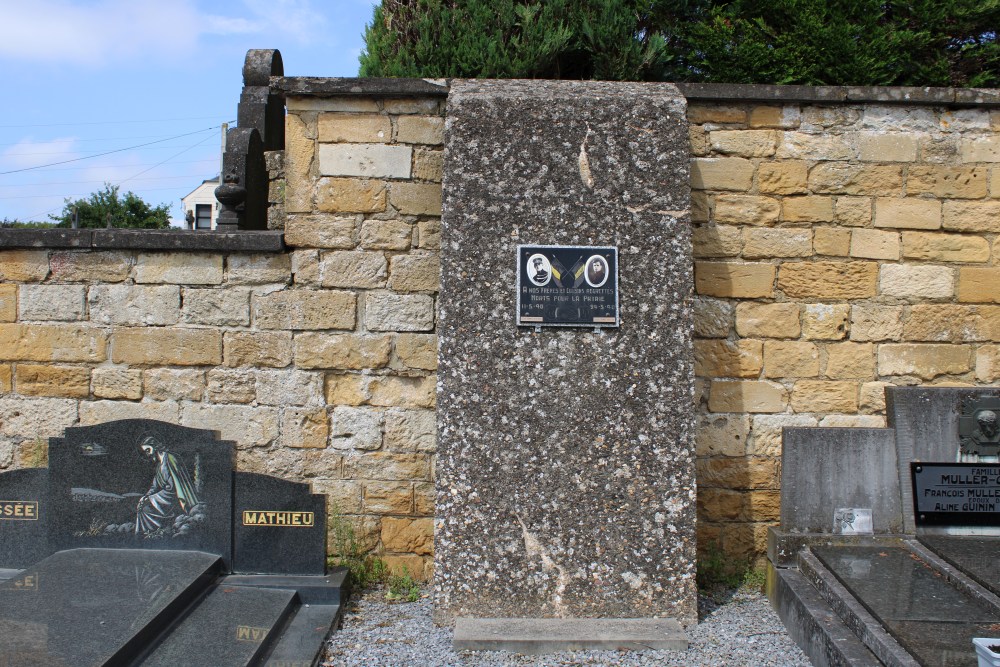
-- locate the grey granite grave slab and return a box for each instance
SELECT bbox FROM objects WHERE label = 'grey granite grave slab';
[781,428,901,533]
[886,386,1000,532]
[453,617,688,654]
[919,535,1000,598]
[437,80,695,624]
[233,472,326,575]
[814,545,1000,667]
[768,567,883,667]
[140,584,296,666]
[0,548,221,667]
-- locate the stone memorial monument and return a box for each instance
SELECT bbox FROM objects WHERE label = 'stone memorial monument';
[436,80,696,647]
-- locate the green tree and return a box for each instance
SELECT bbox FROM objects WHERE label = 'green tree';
[359,0,1000,87]
[359,0,679,81]
[1,218,56,229]
[50,184,171,229]
[676,0,1000,87]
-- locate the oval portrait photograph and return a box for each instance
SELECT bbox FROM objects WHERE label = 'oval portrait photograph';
[526,253,551,286]
[584,254,609,287]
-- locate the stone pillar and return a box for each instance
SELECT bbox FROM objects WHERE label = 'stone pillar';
[436,80,697,625]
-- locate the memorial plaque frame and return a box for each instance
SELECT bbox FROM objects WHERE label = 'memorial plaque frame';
[911,462,1000,526]
[516,244,619,328]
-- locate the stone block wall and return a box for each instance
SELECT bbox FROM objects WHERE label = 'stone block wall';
[0,84,444,578]
[278,89,445,578]
[2,80,998,573]
[0,241,435,576]
[689,95,1000,563]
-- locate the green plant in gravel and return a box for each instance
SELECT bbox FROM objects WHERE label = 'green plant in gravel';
[697,542,767,598]
[328,506,388,591]
[385,566,421,603]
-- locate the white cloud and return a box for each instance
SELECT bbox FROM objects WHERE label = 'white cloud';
[1,137,81,170]
[0,1,201,65]
[0,0,328,66]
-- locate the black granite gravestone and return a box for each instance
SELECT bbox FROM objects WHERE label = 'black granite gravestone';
[0,419,330,576]
[46,420,235,567]
[0,418,342,666]
[233,472,326,575]
[0,468,50,568]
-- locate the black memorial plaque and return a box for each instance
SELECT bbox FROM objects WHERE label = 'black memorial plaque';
[912,462,1000,526]
[516,245,619,327]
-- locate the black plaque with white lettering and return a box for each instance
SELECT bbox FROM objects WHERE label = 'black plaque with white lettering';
[911,462,1000,526]
[516,245,619,327]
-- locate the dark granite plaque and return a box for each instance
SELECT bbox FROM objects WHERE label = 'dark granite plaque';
[233,472,327,575]
[911,462,1000,526]
[46,420,235,567]
[516,245,618,327]
[0,468,50,568]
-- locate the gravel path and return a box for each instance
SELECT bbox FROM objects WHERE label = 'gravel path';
[322,586,813,667]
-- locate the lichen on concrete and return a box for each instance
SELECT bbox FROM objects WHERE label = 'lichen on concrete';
[435,80,697,625]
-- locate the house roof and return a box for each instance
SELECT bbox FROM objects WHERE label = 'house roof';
[181,177,220,201]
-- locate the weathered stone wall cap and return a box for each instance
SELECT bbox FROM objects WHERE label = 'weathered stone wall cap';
[451,79,685,106]
[276,76,1000,106]
[275,76,450,98]
[676,82,1000,106]
[0,228,286,252]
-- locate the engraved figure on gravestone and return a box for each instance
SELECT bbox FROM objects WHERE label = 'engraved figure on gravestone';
[959,395,1000,458]
[135,434,204,537]
[527,254,551,286]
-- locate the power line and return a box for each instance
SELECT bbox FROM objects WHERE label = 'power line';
[5,186,205,200]
[8,158,218,174]
[0,175,207,188]
[4,143,217,157]
[0,115,230,129]
[0,123,233,175]
[0,133,221,147]
[119,133,216,186]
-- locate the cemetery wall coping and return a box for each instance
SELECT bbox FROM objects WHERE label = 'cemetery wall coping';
[0,229,285,252]
[275,76,1000,108]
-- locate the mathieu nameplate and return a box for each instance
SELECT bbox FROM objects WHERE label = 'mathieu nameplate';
[516,245,619,327]
[912,462,1000,526]
[242,510,315,527]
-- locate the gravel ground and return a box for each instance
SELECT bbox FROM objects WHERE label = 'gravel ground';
[322,586,812,667]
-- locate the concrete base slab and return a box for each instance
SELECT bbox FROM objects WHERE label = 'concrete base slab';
[453,617,688,654]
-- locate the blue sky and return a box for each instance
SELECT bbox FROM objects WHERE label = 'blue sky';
[0,0,377,225]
